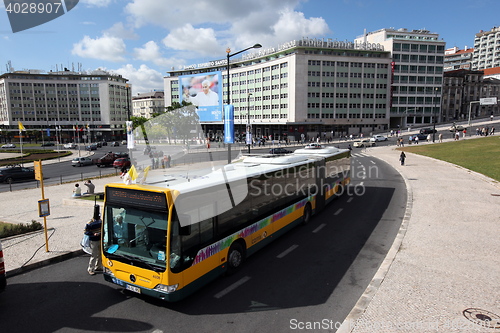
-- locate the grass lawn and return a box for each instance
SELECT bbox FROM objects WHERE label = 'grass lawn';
[0,222,12,234]
[399,136,500,182]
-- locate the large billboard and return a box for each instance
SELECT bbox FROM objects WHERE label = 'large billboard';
[179,71,223,122]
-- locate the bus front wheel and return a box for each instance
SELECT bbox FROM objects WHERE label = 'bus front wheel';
[227,242,245,275]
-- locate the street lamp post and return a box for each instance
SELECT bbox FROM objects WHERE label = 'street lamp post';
[225,43,262,163]
[247,93,253,153]
[433,87,439,143]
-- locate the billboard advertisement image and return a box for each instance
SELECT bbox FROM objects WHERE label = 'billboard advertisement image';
[179,71,223,122]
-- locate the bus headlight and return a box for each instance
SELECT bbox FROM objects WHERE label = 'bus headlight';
[154,283,179,293]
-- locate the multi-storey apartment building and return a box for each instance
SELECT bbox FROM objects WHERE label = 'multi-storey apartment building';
[444,46,474,71]
[0,70,131,142]
[164,38,392,141]
[355,28,446,130]
[471,26,500,71]
[442,69,500,122]
[132,91,165,119]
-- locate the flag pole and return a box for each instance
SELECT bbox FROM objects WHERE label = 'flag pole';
[20,127,23,166]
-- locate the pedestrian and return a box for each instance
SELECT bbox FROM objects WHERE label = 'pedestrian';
[120,165,128,178]
[415,136,419,144]
[427,134,431,142]
[399,151,406,166]
[438,133,443,143]
[72,183,82,197]
[83,180,95,195]
[84,217,102,275]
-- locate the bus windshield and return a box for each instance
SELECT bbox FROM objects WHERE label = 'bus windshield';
[102,205,168,272]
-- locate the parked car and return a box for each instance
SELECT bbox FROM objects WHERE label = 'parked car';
[41,142,55,147]
[113,158,131,169]
[304,143,322,149]
[95,152,128,167]
[370,135,388,142]
[414,134,428,141]
[269,147,292,154]
[86,144,98,151]
[0,166,35,183]
[353,138,375,148]
[1,144,16,148]
[0,239,6,292]
[63,143,77,149]
[71,157,94,167]
[110,141,120,147]
[419,128,437,135]
[449,124,466,132]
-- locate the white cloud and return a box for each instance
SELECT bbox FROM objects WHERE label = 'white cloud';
[72,35,127,62]
[162,24,220,56]
[133,41,184,68]
[123,0,329,59]
[234,8,330,47]
[110,64,164,95]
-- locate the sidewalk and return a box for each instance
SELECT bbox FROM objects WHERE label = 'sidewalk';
[339,138,500,332]
[1,125,499,331]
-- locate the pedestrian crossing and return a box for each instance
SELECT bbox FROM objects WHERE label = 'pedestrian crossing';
[351,152,369,158]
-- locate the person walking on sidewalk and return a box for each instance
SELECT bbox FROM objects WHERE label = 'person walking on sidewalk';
[84,217,102,275]
[399,151,406,166]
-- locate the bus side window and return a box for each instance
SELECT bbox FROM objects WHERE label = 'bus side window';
[180,222,200,269]
[200,218,214,245]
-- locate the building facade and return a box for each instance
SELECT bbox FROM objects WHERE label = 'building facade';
[444,46,474,71]
[471,26,500,71]
[355,28,446,130]
[0,70,131,143]
[164,38,393,141]
[132,91,165,118]
[442,69,500,122]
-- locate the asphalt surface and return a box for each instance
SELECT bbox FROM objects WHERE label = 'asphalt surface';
[1,122,499,332]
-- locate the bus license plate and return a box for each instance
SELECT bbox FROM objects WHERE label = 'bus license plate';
[126,284,141,294]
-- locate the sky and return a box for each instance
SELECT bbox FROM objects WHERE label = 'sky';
[1,0,499,95]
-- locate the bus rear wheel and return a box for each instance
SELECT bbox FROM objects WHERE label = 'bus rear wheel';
[227,242,245,275]
[302,202,312,225]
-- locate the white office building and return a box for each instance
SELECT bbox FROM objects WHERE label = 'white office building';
[355,28,446,129]
[164,38,392,141]
[472,26,500,71]
[0,69,131,142]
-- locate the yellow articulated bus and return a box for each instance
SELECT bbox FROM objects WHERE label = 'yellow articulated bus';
[101,146,350,301]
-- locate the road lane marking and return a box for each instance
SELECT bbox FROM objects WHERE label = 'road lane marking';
[214,276,251,299]
[276,244,299,259]
[347,197,353,203]
[334,208,343,215]
[312,223,326,233]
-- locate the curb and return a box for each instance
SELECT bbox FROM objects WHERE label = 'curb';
[5,249,85,278]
